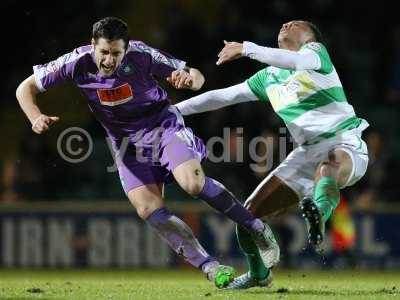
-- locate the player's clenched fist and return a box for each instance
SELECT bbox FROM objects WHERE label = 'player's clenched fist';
[216,40,244,65]
[167,69,194,89]
[31,114,59,134]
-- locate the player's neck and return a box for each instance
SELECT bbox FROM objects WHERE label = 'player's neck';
[280,39,301,51]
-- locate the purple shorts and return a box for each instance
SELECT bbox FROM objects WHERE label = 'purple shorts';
[111,105,207,194]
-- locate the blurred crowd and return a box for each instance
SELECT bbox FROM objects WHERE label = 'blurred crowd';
[1,0,399,207]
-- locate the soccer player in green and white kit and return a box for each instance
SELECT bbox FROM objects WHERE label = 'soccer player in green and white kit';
[176,20,369,289]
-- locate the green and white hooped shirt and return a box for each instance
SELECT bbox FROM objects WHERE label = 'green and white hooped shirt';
[246,42,369,145]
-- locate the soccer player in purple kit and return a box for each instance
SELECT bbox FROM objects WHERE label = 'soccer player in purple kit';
[16,17,276,288]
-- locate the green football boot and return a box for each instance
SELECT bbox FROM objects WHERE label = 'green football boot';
[207,265,236,289]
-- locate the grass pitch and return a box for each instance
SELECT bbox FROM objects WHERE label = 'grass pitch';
[0,269,399,300]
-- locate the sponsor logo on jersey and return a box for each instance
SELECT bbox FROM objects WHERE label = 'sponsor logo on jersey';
[45,61,60,74]
[97,83,133,106]
[44,52,74,75]
[267,73,315,111]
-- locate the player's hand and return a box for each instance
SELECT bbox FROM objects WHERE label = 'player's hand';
[216,40,243,65]
[167,70,194,90]
[31,114,59,134]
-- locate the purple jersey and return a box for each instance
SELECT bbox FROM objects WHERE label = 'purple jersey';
[33,40,186,141]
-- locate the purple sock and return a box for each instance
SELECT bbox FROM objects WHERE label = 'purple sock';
[199,177,259,231]
[146,207,217,269]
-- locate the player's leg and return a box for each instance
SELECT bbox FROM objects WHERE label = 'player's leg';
[173,158,265,233]
[239,175,298,273]
[301,146,368,247]
[245,175,300,217]
[230,175,298,289]
[160,108,282,284]
[230,146,311,289]
[127,183,227,283]
[168,145,277,278]
[112,139,227,286]
[159,110,264,232]
[237,147,306,276]
[314,149,351,220]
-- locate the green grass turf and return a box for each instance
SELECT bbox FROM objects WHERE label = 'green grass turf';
[0,269,399,300]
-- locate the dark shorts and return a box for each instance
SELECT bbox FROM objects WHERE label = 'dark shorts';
[111,105,207,194]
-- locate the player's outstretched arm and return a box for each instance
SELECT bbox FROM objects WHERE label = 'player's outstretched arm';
[167,67,205,91]
[217,40,321,71]
[175,82,257,116]
[216,40,243,65]
[16,75,59,134]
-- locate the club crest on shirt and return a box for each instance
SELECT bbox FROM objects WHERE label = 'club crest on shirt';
[86,72,97,80]
[118,63,135,76]
[97,83,133,106]
[306,42,321,51]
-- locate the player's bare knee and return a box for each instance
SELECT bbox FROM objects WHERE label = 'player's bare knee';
[331,149,353,186]
[127,185,164,220]
[174,161,205,196]
[177,166,205,196]
[316,161,330,178]
[181,177,204,196]
[137,206,156,220]
[316,160,338,179]
[332,148,351,163]
[337,163,353,187]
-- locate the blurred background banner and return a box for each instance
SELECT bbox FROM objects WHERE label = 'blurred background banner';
[1,202,399,269]
[2,0,400,270]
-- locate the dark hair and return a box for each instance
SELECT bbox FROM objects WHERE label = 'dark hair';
[92,17,129,48]
[305,21,323,43]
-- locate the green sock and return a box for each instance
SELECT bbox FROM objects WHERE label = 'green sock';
[236,225,269,280]
[314,176,340,223]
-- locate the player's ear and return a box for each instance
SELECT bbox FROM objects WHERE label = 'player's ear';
[304,29,316,44]
[91,38,96,47]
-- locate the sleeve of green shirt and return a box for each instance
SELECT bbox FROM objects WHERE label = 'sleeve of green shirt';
[246,68,269,102]
[301,42,333,74]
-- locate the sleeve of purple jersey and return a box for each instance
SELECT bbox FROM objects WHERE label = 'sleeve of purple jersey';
[149,47,187,79]
[33,49,81,91]
[129,41,186,79]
